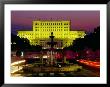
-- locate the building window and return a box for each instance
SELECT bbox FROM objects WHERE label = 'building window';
[64,23,68,25]
[64,27,68,28]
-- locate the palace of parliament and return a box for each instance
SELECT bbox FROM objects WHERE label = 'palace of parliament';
[17,20,86,49]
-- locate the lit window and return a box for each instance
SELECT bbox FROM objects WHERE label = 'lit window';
[64,23,67,25]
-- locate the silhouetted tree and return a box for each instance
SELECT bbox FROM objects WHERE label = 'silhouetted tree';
[30,45,42,52]
[63,26,100,54]
[11,33,42,52]
[11,33,31,51]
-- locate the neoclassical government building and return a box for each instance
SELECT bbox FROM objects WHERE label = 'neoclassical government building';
[17,20,86,49]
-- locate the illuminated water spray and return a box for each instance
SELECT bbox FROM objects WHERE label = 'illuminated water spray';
[47,32,57,65]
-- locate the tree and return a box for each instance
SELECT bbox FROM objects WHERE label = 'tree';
[63,26,100,59]
[11,33,31,51]
[30,45,42,52]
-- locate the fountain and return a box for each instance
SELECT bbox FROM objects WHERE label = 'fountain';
[47,32,57,66]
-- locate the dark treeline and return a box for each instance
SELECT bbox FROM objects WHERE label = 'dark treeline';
[11,34,42,52]
[63,26,100,52]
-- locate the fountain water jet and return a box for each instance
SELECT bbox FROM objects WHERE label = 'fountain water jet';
[47,32,57,66]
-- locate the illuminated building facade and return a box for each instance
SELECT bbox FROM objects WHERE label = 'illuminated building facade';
[17,20,86,49]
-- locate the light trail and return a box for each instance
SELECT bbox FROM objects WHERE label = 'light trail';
[77,59,100,68]
[11,60,26,66]
[11,66,23,74]
[11,60,26,74]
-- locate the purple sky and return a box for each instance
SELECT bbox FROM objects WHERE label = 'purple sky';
[11,11,100,34]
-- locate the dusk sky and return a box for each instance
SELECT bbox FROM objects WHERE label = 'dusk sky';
[11,11,100,34]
